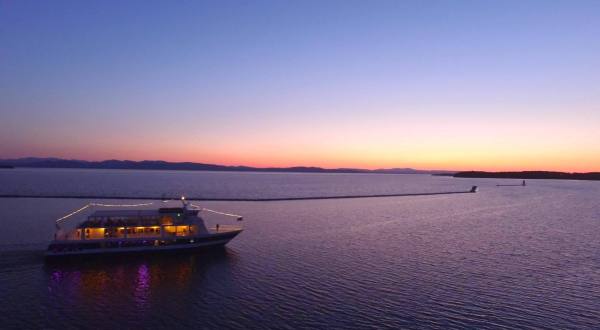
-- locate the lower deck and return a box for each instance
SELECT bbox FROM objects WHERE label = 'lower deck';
[46,229,242,257]
[56,224,242,241]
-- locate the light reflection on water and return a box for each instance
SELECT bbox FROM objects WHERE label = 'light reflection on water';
[135,264,150,309]
[41,249,240,327]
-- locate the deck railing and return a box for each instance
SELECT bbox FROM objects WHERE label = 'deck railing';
[208,225,243,234]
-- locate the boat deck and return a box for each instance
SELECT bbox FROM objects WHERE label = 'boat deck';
[54,225,243,242]
[208,225,243,234]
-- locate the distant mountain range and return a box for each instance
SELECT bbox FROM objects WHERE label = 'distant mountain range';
[0,157,455,175]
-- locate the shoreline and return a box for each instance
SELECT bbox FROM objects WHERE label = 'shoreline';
[454,171,600,181]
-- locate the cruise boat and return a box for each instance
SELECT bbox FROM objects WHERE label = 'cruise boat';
[46,199,243,258]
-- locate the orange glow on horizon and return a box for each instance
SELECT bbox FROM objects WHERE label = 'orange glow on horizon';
[3,111,599,173]
[6,150,597,173]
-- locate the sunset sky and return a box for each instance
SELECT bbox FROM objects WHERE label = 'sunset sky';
[1,1,599,171]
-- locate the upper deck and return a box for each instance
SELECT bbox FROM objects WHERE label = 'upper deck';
[54,206,242,242]
[80,207,199,228]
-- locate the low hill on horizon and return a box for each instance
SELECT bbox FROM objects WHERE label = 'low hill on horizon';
[454,171,600,180]
[0,157,455,175]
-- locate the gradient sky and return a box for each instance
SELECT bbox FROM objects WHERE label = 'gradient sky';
[1,0,599,171]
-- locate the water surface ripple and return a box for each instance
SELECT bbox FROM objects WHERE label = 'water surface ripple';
[1,169,600,329]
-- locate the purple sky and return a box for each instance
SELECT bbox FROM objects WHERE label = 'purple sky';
[1,0,599,170]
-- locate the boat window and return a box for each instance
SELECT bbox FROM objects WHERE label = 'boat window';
[113,227,126,238]
[123,226,161,238]
[164,225,177,237]
[85,228,105,239]
[161,216,174,225]
[189,225,197,235]
[103,227,122,239]
[176,226,189,236]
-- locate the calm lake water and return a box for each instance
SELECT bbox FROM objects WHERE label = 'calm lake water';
[1,168,600,329]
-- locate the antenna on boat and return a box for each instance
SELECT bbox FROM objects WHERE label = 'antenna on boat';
[181,195,188,208]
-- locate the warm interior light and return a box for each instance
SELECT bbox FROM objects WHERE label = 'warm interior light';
[85,227,106,239]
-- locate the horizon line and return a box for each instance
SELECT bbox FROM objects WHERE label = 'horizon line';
[2,156,599,174]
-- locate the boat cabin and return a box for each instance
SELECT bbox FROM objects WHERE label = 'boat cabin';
[62,207,206,241]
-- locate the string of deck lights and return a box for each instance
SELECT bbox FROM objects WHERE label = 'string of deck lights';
[189,203,243,221]
[55,202,155,225]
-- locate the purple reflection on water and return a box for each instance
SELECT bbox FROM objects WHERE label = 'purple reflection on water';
[49,270,81,288]
[48,269,82,309]
[134,264,150,309]
[51,271,62,282]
